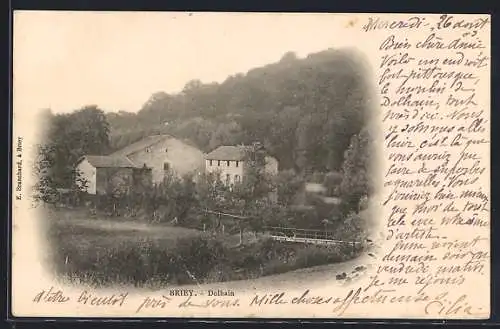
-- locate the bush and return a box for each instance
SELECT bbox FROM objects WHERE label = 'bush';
[335,211,367,243]
[49,212,365,288]
[323,171,343,197]
[294,244,354,268]
[174,235,227,281]
[49,219,228,287]
[309,172,326,184]
[275,170,305,206]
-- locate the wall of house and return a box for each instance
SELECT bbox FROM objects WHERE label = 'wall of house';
[76,159,97,194]
[205,159,244,185]
[126,138,205,184]
[204,156,278,186]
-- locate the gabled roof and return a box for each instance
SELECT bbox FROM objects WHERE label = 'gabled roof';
[110,134,200,158]
[110,135,168,157]
[205,145,251,161]
[79,155,140,168]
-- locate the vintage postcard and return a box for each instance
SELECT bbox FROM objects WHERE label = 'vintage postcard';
[11,12,490,319]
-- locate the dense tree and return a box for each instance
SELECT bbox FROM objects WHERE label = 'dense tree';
[105,48,371,171]
[275,169,304,206]
[339,127,373,214]
[208,121,243,151]
[32,144,58,204]
[35,48,374,241]
[280,51,298,63]
[38,105,111,189]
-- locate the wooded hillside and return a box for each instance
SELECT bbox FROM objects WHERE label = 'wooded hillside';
[106,48,372,173]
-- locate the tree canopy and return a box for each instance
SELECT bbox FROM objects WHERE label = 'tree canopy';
[38,105,111,188]
[35,48,375,224]
[107,48,371,173]
[339,127,373,214]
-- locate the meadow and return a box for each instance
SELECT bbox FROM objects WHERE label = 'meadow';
[45,208,364,288]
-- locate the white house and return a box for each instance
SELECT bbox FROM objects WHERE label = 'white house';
[204,145,279,185]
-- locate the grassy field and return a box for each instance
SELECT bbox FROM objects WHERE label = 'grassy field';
[48,208,204,247]
[45,208,363,288]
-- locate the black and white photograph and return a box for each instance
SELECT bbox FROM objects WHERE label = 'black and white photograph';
[12,11,490,319]
[29,13,377,291]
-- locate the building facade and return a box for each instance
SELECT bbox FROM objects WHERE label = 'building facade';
[110,134,205,184]
[75,155,151,195]
[204,145,278,186]
[76,134,204,194]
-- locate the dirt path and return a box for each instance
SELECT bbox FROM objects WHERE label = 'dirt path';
[224,254,372,290]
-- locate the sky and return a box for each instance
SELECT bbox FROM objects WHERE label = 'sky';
[13,11,353,114]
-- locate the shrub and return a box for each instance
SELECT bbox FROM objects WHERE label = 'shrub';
[294,244,354,268]
[174,235,227,280]
[48,210,365,288]
[309,172,326,184]
[323,171,343,197]
[336,211,367,242]
[275,170,305,206]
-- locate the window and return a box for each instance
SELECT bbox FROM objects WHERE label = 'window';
[209,160,213,166]
[218,160,221,166]
[234,175,240,183]
[165,148,168,153]
[226,174,231,184]
[227,160,230,166]
[164,162,170,171]
[235,161,239,167]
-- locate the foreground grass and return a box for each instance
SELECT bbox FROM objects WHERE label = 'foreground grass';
[46,208,364,288]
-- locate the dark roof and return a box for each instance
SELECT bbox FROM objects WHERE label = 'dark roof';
[80,155,139,168]
[205,145,251,161]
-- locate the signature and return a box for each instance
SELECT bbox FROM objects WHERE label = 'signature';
[424,293,483,316]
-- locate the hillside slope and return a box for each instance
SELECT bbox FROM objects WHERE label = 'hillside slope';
[107,48,372,173]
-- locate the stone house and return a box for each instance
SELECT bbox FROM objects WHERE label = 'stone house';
[110,134,205,184]
[75,155,152,195]
[76,134,205,194]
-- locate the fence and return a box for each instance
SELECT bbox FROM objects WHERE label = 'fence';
[263,226,363,247]
[198,210,363,247]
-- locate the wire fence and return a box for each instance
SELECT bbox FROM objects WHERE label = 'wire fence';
[263,226,363,246]
[197,209,364,247]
